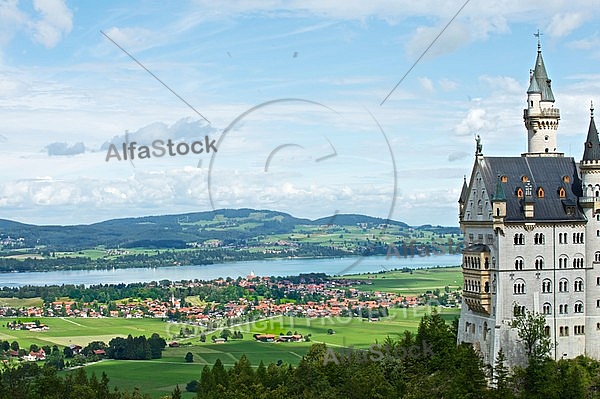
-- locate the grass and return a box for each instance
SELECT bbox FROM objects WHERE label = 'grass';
[73,306,459,398]
[0,297,44,308]
[0,317,173,348]
[342,266,462,294]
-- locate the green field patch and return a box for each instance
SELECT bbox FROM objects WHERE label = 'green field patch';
[342,267,462,294]
[0,297,44,308]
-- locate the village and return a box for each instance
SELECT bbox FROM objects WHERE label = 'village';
[0,273,459,327]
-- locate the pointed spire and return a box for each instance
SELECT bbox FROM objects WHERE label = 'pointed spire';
[529,39,555,102]
[492,175,506,202]
[583,100,600,161]
[459,175,469,204]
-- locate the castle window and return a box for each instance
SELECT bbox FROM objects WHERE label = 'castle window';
[534,233,545,245]
[537,187,544,198]
[516,188,524,198]
[542,279,552,293]
[535,257,544,270]
[559,326,570,336]
[575,325,585,335]
[559,256,569,269]
[573,256,584,268]
[574,302,584,313]
[597,299,600,308]
[513,305,526,316]
[515,258,524,270]
[559,278,569,292]
[559,304,568,314]
[513,279,526,295]
[574,279,584,292]
[563,175,570,183]
[561,233,568,244]
[501,175,508,183]
[544,326,550,336]
[514,233,524,245]
[573,233,584,244]
[542,303,552,315]
[558,187,566,198]
[596,252,600,262]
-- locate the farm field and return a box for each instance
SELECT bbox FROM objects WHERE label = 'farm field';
[343,266,462,294]
[0,317,172,348]
[74,306,459,398]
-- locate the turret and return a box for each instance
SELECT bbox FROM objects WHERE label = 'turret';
[523,40,562,157]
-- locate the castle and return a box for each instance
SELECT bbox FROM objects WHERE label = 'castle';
[457,39,600,367]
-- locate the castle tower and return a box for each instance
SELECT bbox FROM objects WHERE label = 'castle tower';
[523,41,562,157]
[579,103,600,360]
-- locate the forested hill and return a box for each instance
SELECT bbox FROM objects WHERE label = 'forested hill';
[0,208,458,251]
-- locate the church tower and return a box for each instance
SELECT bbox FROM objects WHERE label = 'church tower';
[523,40,562,156]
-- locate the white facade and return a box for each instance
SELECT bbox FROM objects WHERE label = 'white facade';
[457,44,600,367]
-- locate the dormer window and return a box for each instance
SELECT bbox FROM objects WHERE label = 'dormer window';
[521,176,529,183]
[558,187,566,198]
[516,188,524,198]
[537,187,544,198]
[501,175,508,183]
[562,176,570,183]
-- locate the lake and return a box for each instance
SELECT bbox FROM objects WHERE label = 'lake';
[0,254,462,287]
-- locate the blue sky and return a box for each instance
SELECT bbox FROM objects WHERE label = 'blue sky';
[1,0,599,226]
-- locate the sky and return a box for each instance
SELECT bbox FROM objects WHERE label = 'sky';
[1,0,600,227]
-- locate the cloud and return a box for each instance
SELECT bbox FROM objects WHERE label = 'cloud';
[546,13,585,38]
[567,33,600,51]
[447,151,469,162]
[404,22,470,59]
[418,77,435,93]
[439,78,458,91]
[45,142,85,156]
[101,26,155,52]
[100,118,218,151]
[454,108,489,136]
[30,0,73,48]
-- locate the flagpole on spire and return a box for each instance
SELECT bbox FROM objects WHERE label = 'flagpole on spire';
[534,29,543,52]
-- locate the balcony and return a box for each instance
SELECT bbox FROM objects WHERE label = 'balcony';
[523,107,560,119]
[462,291,491,315]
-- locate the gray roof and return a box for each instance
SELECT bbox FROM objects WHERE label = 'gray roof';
[459,176,469,203]
[583,112,600,161]
[528,48,555,102]
[478,156,584,222]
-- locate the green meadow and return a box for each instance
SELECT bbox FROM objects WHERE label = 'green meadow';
[75,306,459,398]
[343,266,462,294]
[0,317,171,348]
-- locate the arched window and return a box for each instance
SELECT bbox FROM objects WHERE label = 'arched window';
[542,303,552,315]
[544,325,551,336]
[514,233,524,245]
[558,187,566,198]
[559,278,569,293]
[513,279,526,295]
[515,258,524,270]
[558,255,569,269]
[595,252,600,262]
[542,279,552,293]
[574,279,584,292]
[535,257,544,270]
[574,302,584,313]
[537,187,544,198]
[559,304,568,314]
[516,188,524,198]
